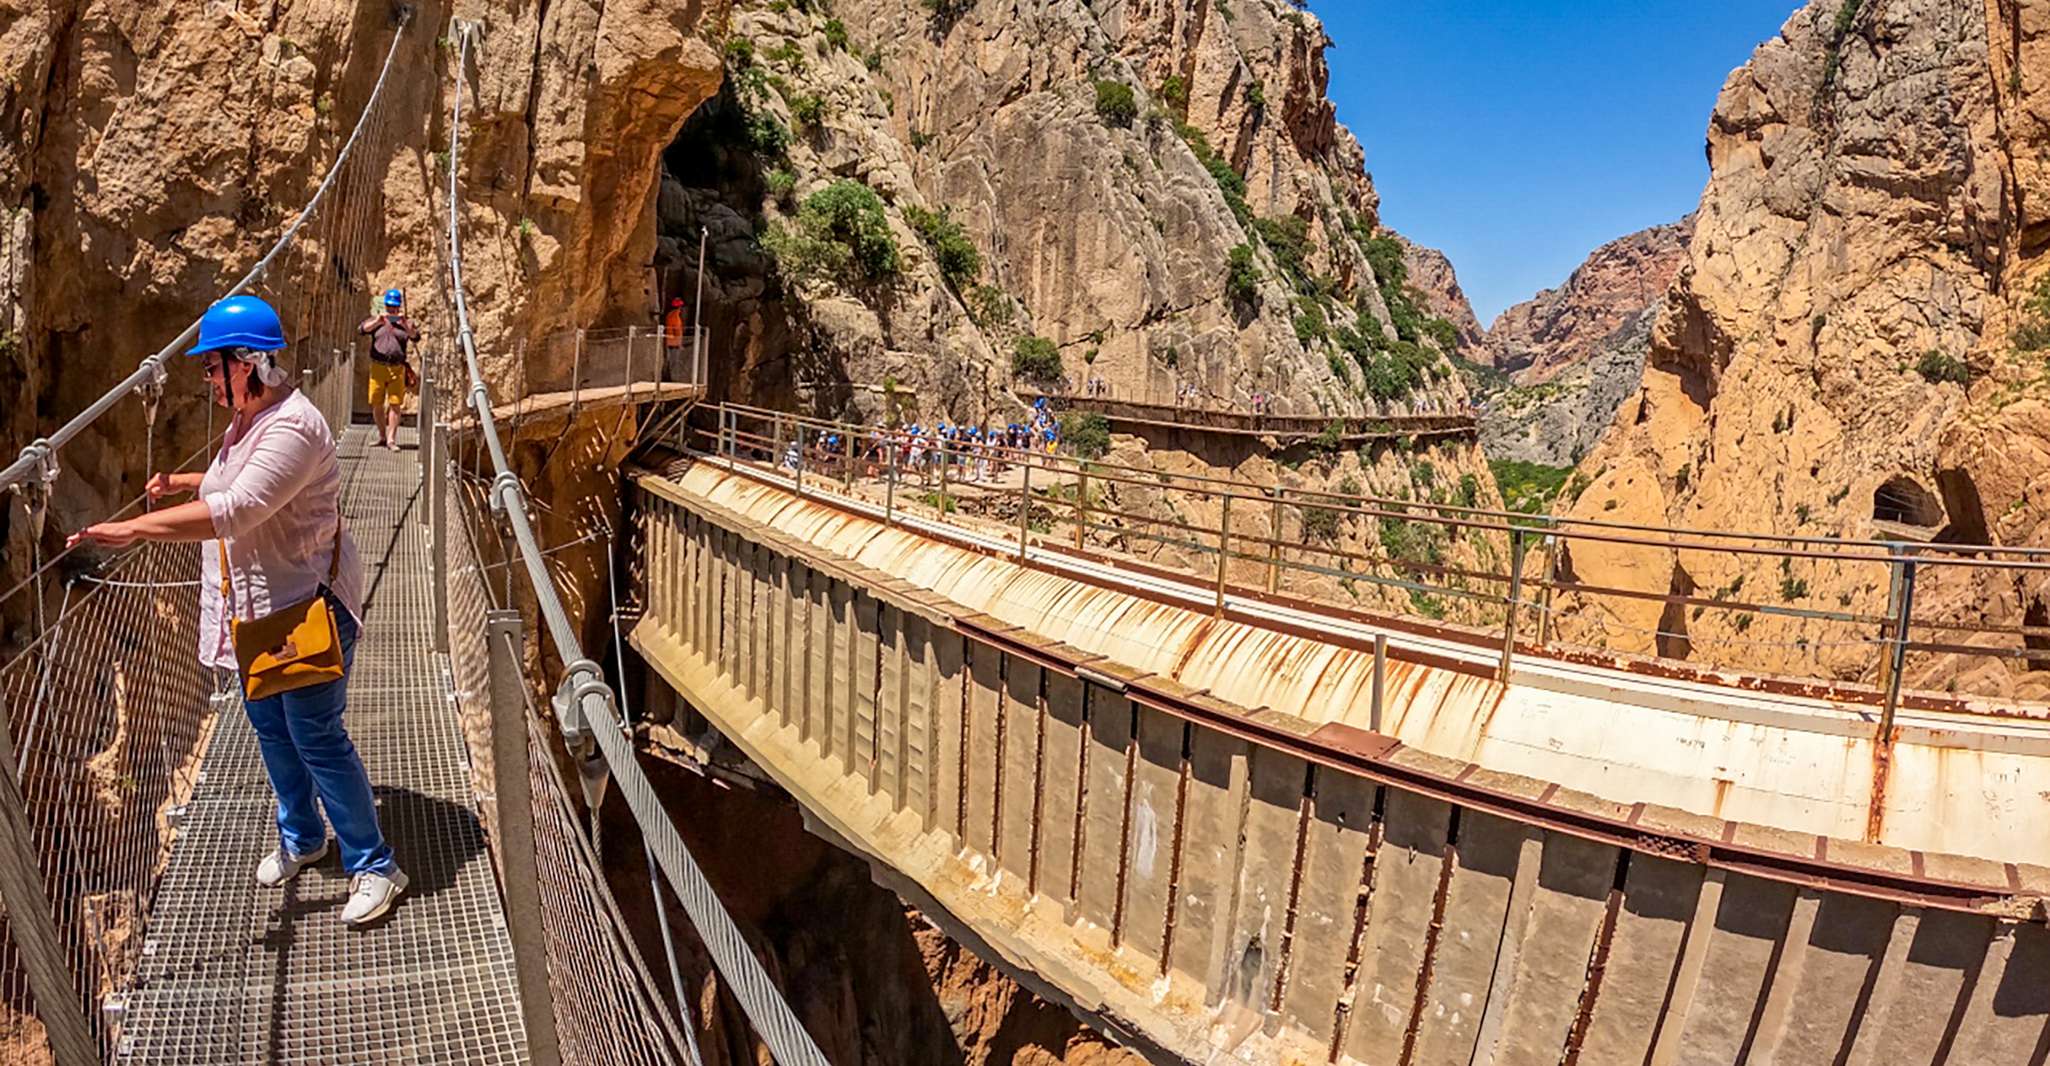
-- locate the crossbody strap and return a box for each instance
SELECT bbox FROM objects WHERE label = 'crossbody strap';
[214,507,346,614]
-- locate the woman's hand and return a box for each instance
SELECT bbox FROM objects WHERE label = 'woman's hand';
[146,471,200,500]
[67,520,140,550]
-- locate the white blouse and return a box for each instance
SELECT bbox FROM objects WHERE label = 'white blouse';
[196,389,365,670]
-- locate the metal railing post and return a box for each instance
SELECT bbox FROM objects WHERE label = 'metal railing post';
[429,421,449,653]
[794,424,806,497]
[1214,493,1232,614]
[1267,485,1283,594]
[885,441,898,526]
[484,609,564,1066]
[1879,557,1918,739]
[937,440,950,515]
[1535,528,1560,649]
[0,711,98,1065]
[1074,466,1089,549]
[1017,461,1032,560]
[1370,633,1386,734]
[416,369,435,525]
[842,426,856,489]
[1499,527,1526,682]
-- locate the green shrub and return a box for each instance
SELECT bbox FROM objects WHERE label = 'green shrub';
[1245,80,1265,110]
[1378,515,1445,566]
[1303,504,1341,542]
[1490,460,1571,516]
[921,0,975,16]
[745,112,792,157]
[1061,413,1111,459]
[1358,341,1439,403]
[823,18,849,51]
[1175,122,1250,224]
[767,180,900,283]
[787,91,826,129]
[765,40,806,69]
[2015,274,2050,351]
[760,220,851,282]
[1252,215,1312,293]
[970,284,1013,327]
[766,167,798,204]
[1293,296,1328,347]
[1313,420,1344,452]
[1422,316,1458,352]
[726,37,755,67]
[904,205,982,288]
[1225,243,1261,305]
[1159,74,1188,111]
[1094,79,1137,128]
[1013,335,1063,382]
[1915,350,1971,385]
[1456,473,1481,510]
[1326,351,1351,385]
[864,47,884,72]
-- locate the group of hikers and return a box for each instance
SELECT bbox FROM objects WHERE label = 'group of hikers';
[783,398,1064,483]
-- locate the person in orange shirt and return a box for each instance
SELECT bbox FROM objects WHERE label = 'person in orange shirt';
[663,297,687,362]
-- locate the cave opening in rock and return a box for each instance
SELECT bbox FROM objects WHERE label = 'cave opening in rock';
[653,86,843,415]
[1933,468,1991,544]
[1871,476,1944,529]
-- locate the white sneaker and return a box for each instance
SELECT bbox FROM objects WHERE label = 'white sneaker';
[255,841,330,887]
[341,869,409,926]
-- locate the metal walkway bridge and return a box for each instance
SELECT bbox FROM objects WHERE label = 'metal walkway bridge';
[112,429,526,1064]
[1,21,816,1066]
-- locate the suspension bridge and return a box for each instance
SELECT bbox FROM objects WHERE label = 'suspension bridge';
[4,13,2050,1066]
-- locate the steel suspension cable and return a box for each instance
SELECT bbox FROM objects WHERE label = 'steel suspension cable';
[0,17,410,495]
[443,25,830,1066]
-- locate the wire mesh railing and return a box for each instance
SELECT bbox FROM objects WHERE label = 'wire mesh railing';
[439,23,824,1065]
[0,22,411,1065]
[690,403,2050,731]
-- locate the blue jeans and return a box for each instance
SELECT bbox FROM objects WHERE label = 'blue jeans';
[242,595,397,877]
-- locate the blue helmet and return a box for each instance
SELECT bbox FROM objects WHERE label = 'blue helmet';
[1034,397,1048,409]
[190,294,286,355]
[383,288,404,308]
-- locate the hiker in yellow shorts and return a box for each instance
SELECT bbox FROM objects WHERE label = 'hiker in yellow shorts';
[357,288,419,451]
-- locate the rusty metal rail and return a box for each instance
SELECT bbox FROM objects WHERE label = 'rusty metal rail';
[690,403,2050,731]
[1020,391,1477,442]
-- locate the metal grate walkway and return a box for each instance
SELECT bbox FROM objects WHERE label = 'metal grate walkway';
[112,428,530,1065]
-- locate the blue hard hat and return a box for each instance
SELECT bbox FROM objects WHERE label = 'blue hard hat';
[383,288,404,308]
[1034,397,1047,408]
[190,294,286,355]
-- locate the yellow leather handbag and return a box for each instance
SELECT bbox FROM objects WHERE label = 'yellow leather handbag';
[220,524,347,701]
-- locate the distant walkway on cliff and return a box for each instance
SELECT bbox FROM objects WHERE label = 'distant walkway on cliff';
[1020,389,1477,445]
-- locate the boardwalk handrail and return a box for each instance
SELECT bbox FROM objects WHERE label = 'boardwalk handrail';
[0,20,409,498]
[443,26,829,1066]
[689,403,2050,728]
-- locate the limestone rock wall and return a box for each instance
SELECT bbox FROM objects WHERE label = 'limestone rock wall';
[1554,0,2050,698]
[661,0,1472,429]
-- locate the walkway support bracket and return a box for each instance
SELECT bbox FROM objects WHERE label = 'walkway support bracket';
[1499,527,1526,683]
[1878,558,1918,741]
[485,609,564,1066]
[1018,462,1032,561]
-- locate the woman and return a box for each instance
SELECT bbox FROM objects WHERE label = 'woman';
[70,294,408,926]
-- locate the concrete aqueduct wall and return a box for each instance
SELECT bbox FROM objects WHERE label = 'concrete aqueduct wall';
[627,468,2050,1066]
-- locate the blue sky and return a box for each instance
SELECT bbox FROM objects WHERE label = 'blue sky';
[1312,1,1801,323]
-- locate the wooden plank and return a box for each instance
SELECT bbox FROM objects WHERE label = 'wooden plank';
[997,656,1044,885]
[1576,856,1707,1066]
[1120,706,1184,962]
[1278,769,1376,1049]
[1073,688,1133,939]
[1036,669,1086,905]
[804,564,831,752]
[1412,811,1526,1066]
[852,591,881,788]
[964,643,1003,858]
[1214,743,1299,1020]
[876,603,907,807]
[1342,789,1452,1066]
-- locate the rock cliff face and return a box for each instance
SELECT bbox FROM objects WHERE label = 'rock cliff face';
[1481,217,1693,381]
[1471,218,1690,466]
[1398,235,1485,353]
[1554,0,2050,699]
[657,0,1472,426]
